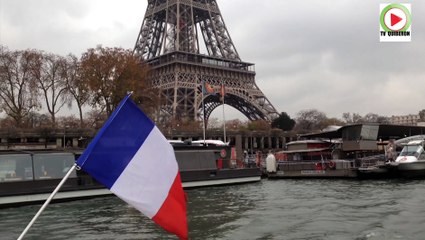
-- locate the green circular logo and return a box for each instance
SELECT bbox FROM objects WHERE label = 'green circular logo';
[380,3,411,32]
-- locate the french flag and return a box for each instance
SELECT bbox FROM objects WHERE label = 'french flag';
[76,94,188,239]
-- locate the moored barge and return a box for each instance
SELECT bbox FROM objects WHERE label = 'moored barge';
[0,144,261,208]
[268,124,425,179]
[267,140,357,179]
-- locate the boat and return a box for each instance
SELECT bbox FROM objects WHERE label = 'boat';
[267,140,358,179]
[357,136,425,179]
[0,144,261,208]
[173,144,261,187]
[0,151,107,208]
[268,124,425,179]
[393,138,425,178]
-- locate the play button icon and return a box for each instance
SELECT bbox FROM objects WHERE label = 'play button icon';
[383,7,408,31]
[380,3,411,42]
[391,13,403,26]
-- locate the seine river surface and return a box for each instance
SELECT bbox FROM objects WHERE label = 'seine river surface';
[2,179,425,240]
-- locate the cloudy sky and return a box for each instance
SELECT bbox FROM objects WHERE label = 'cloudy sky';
[1,0,424,120]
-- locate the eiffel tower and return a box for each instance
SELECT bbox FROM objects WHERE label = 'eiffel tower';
[134,0,278,124]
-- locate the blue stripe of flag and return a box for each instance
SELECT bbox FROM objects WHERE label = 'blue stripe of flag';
[76,95,155,189]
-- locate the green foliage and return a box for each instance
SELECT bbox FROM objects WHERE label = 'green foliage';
[271,112,295,131]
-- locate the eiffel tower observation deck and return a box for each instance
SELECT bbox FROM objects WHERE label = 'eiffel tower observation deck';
[134,0,278,124]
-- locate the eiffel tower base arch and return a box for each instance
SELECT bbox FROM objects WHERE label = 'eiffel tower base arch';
[149,52,278,125]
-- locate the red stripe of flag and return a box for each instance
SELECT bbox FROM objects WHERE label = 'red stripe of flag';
[152,173,188,240]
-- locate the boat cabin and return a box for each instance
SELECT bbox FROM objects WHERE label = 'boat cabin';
[302,123,425,156]
[278,140,333,161]
[0,151,76,183]
[396,140,425,163]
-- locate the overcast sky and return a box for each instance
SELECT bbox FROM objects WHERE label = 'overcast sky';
[1,0,424,121]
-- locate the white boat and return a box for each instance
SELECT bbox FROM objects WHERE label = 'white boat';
[394,138,425,178]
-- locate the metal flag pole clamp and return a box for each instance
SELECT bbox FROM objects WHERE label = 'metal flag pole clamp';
[17,163,78,240]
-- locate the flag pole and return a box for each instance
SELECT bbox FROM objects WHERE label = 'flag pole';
[202,89,206,143]
[17,164,78,240]
[221,84,227,143]
[222,103,226,143]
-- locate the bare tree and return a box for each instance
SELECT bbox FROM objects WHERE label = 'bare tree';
[207,118,221,130]
[419,109,425,121]
[363,113,389,124]
[342,112,352,123]
[226,119,244,130]
[33,53,70,127]
[352,113,363,123]
[85,108,108,129]
[56,115,81,129]
[0,47,40,127]
[342,112,363,124]
[64,54,90,128]
[294,109,328,133]
[247,120,271,131]
[27,111,51,128]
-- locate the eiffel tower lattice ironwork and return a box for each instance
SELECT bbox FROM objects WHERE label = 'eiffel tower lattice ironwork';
[134,0,278,124]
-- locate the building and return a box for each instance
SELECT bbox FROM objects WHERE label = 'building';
[389,114,421,126]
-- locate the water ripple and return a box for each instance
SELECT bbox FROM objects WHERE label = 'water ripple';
[1,179,425,239]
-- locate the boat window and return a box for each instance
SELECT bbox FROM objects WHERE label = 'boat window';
[342,126,362,140]
[416,146,425,160]
[399,145,422,157]
[360,125,379,140]
[175,151,217,171]
[33,153,77,180]
[0,154,33,182]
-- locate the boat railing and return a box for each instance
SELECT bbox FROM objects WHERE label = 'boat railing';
[357,154,385,168]
[277,159,355,171]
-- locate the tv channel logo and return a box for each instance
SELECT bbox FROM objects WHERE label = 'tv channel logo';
[380,3,411,42]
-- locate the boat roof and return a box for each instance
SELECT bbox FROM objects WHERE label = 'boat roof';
[301,123,425,140]
[395,135,425,146]
[406,140,425,145]
[286,140,329,146]
[191,140,228,146]
[277,148,330,154]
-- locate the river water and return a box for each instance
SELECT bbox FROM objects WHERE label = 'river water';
[2,179,425,240]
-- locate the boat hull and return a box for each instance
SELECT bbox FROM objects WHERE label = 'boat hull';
[0,168,261,208]
[180,168,261,188]
[397,161,425,178]
[268,160,358,179]
[357,163,399,179]
[268,169,357,179]
[0,146,262,208]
